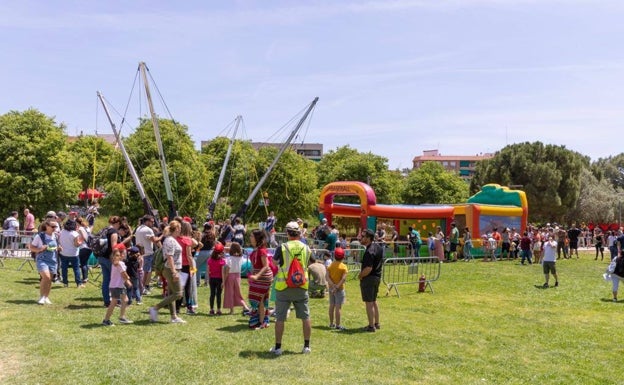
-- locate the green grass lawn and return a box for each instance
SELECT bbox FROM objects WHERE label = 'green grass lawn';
[0,251,620,385]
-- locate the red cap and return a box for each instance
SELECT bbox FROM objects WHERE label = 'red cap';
[334,247,345,259]
[113,243,126,251]
[213,242,224,254]
[183,216,192,223]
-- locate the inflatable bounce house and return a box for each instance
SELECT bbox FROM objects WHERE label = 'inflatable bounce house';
[318,181,528,252]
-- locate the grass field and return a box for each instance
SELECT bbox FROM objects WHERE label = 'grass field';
[0,251,620,385]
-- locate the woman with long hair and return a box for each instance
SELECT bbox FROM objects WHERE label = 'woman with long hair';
[30,219,61,305]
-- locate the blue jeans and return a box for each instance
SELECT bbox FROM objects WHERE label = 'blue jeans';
[60,255,82,286]
[98,256,112,306]
[521,249,532,264]
[128,276,142,304]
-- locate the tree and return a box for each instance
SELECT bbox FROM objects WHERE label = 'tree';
[402,162,469,204]
[316,145,402,203]
[567,168,619,224]
[103,118,211,220]
[0,109,80,218]
[592,154,624,189]
[470,142,587,223]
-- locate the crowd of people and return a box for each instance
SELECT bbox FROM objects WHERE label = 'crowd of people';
[10,208,387,356]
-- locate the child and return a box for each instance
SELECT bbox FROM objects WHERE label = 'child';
[125,246,143,305]
[327,247,348,331]
[222,242,251,315]
[207,242,226,315]
[323,250,332,268]
[103,248,133,326]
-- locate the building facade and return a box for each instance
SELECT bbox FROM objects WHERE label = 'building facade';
[412,149,494,179]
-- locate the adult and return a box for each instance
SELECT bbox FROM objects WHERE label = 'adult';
[324,227,337,256]
[556,226,568,259]
[519,231,532,265]
[358,228,384,332]
[76,217,92,284]
[542,235,559,288]
[99,216,122,307]
[176,221,197,315]
[307,255,328,298]
[135,215,158,295]
[617,229,624,257]
[270,221,312,355]
[149,220,186,323]
[609,252,624,302]
[219,219,234,244]
[30,219,60,305]
[607,231,618,261]
[449,222,460,262]
[248,229,274,330]
[3,211,19,255]
[567,223,582,259]
[232,217,246,246]
[594,229,604,261]
[23,208,35,234]
[58,219,84,288]
[501,228,511,261]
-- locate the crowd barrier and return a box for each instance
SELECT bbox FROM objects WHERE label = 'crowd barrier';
[0,230,35,271]
[382,256,441,297]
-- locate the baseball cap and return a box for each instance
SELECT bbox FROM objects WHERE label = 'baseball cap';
[128,246,140,254]
[113,243,126,251]
[46,211,57,218]
[334,247,345,260]
[213,242,225,254]
[361,229,375,239]
[285,221,300,233]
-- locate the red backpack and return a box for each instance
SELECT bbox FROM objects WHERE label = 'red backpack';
[283,243,307,288]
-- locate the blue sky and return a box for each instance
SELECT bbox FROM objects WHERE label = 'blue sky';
[2,0,624,170]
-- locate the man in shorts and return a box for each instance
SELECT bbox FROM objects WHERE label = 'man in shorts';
[542,235,559,288]
[135,215,158,295]
[359,228,384,332]
[270,221,312,355]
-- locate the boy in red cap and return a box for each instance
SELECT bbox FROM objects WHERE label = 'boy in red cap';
[327,247,348,331]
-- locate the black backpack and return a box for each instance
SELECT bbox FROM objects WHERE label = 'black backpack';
[615,257,624,277]
[88,228,110,258]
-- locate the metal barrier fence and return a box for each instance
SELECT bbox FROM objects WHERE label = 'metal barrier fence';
[0,230,36,270]
[382,256,441,297]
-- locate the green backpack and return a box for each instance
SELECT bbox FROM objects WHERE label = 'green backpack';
[153,243,165,275]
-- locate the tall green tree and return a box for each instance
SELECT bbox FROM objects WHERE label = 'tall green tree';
[402,161,469,204]
[567,168,619,224]
[0,109,80,218]
[470,141,587,223]
[103,118,211,220]
[316,145,402,203]
[592,154,624,189]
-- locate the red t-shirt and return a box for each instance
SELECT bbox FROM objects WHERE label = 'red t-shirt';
[207,257,226,279]
[176,236,194,266]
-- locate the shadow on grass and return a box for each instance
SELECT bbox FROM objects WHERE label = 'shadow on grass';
[80,319,152,329]
[600,298,620,303]
[75,296,104,302]
[14,277,40,285]
[6,299,38,305]
[239,349,299,359]
[533,284,552,290]
[66,303,105,310]
[217,323,253,333]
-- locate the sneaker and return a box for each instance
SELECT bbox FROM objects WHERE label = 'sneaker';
[149,307,158,322]
[44,297,52,305]
[118,318,134,324]
[542,283,549,288]
[102,320,114,327]
[242,309,251,316]
[255,323,270,330]
[209,310,215,316]
[335,325,346,331]
[374,323,380,330]
[554,281,559,287]
[216,310,222,316]
[78,284,85,288]
[136,301,142,306]
[269,346,282,356]
[142,289,151,295]
[301,346,311,354]
[37,296,46,305]
[329,323,336,329]
[171,317,186,324]
[186,308,197,315]
[613,298,618,302]
[363,325,376,332]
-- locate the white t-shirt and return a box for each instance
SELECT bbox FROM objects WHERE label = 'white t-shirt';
[135,225,155,254]
[59,229,79,256]
[542,240,557,262]
[4,217,19,236]
[163,236,182,270]
[226,255,244,274]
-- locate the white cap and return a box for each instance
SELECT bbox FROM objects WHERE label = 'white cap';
[285,221,300,233]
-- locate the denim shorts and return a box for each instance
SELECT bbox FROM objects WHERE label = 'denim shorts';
[36,255,57,275]
[110,287,127,299]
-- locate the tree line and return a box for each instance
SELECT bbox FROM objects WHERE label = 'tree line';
[1,109,622,227]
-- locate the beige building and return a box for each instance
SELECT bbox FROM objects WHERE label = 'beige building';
[412,149,494,179]
[250,142,323,162]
